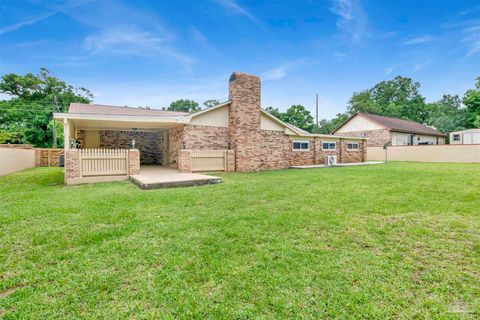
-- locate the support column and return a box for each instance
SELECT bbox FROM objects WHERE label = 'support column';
[178,150,192,173]
[128,149,140,176]
[65,149,80,184]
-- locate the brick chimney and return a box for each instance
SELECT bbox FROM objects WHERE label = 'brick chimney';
[228,72,262,172]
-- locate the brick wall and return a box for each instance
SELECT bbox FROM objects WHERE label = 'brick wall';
[228,72,263,172]
[260,130,290,170]
[100,130,162,165]
[183,125,229,149]
[168,125,184,168]
[338,129,391,147]
[128,149,140,175]
[339,140,365,163]
[65,149,80,181]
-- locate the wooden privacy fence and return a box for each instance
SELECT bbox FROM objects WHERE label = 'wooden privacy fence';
[191,149,227,172]
[79,149,128,177]
[36,148,64,167]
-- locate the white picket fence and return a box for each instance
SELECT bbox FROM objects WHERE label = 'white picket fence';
[190,149,227,172]
[79,149,128,177]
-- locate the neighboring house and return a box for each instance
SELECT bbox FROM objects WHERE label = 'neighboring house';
[55,72,367,184]
[332,112,446,147]
[449,129,480,145]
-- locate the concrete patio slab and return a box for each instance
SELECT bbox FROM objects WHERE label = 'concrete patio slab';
[290,161,383,169]
[130,166,222,190]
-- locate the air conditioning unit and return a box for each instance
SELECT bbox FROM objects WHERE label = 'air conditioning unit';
[325,155,337,166]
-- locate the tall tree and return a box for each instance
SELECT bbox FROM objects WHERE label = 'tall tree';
[165,99,200,112]
[0,68,93,147]
[264,106,285,120]
[203,99,220,109]
[425,95,467,133]
[347,76,427,123]
[463,76,480,128]
[283,105,315,132]
[318,113,349,134]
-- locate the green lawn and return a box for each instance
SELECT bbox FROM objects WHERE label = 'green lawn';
[1,163,479,319]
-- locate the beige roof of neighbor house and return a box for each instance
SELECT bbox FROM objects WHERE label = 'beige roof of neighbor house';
[69,103,189,117]
[333,112,446,137]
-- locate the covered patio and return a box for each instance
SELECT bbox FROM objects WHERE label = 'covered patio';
[54,105,189,185]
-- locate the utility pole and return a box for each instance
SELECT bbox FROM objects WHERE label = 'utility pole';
[315,94,319,133]
[53,95,58,148]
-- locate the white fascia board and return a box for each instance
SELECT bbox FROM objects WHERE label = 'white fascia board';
[286,132,367,140]
[54,112,181,124]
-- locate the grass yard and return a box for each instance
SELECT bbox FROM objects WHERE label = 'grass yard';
[0,163,479,319]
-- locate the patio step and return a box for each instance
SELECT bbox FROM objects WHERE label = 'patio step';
[129,175,222,190]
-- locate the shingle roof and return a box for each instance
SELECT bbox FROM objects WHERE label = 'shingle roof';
[68,103,190,116]
[334,112,446,137]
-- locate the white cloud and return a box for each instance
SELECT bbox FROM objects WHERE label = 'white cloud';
[330,0,368,43]
[262,67,287,81]
[83,25,193,64]
[403,35,435,46]
[333,52,347,58]
[466,41,480,57]
[0,12,57,35]
[214,0,260,25]
[262,59,310,82]
[384,67,394,75]
[414,60,432,71]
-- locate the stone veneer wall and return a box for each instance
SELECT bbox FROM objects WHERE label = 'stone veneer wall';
[228,72,263,172]
[99,130,162,165]
[338,129,391,147]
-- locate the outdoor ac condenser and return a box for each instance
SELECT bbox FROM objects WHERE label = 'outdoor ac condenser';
[325,155,337,166]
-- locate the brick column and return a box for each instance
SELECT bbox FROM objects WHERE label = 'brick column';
[225,150,235,172]
[178,150,192,173]
[65,149,80,184]
[128,149,140,176]
[228,72,262,172]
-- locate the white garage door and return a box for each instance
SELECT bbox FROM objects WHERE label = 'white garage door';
[464,133,480,144]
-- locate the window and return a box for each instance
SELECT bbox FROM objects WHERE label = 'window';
[347,142,359,151]
[453,134,460,142]
[322,141,336,150]
[292,141,309,151]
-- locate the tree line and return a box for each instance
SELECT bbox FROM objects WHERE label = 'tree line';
[0,69,221,147]
[1,68,479,148]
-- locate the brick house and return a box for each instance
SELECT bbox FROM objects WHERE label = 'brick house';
[332,112,446,147]
[55,72,367,184]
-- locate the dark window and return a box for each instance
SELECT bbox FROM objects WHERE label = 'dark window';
[453,134,460,141]
[293,141,309,150]
[347,143,359,150]
[322,142,336,150]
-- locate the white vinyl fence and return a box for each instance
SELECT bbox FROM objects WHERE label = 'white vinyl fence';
[79,149,128,177]
[191,149,227,172]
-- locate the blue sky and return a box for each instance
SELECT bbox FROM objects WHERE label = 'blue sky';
[1,0,479,119]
